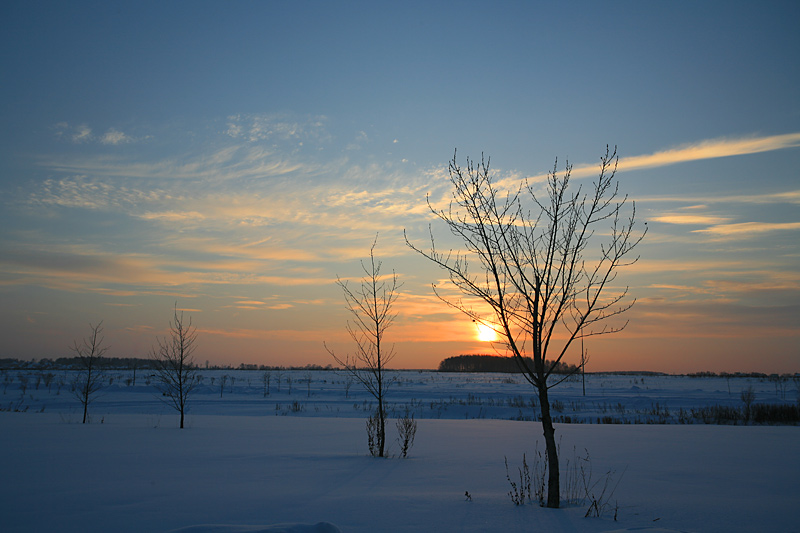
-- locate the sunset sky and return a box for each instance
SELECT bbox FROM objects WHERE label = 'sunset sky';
[1,1,798,373]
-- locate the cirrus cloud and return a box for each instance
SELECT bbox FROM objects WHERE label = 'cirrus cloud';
[693,221,800,235]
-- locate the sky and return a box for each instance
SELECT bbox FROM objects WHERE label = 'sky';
[1,1,798,373]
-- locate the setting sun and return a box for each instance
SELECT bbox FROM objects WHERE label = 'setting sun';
[476,322,500,342]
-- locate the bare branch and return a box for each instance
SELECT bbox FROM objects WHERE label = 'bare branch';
[150,304,199,429]
[406,147,646,507]
[326,236,401,457]
[70,321,108,423]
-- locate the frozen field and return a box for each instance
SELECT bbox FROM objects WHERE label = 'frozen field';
[2,370,799,532]
[4,369,798,423]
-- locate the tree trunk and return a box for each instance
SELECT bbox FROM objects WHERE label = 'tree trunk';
[377,396,386,457]
[538,383,560,508]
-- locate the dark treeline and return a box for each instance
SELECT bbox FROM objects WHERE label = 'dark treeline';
[685,371,796,378]
[0,357,160,370]
[0,357,339,372]
[438,354,579,374]
[237,363,337,371]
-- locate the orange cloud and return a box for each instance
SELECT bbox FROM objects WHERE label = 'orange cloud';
[693,221,800,235]
[650,214,732,225]
[510,133,800,185]
[616,132,800,172]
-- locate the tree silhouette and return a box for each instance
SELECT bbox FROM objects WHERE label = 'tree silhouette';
[407,147,645,507]
[151,305,199,429]
[326,237,400,457]
[70,321,108,424]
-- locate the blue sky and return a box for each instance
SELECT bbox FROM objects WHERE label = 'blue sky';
[1,1,798,372]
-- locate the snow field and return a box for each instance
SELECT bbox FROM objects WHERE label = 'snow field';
[1,370,798,532]
[4,370,798,423]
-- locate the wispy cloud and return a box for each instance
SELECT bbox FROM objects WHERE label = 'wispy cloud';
[521,132,800,182]
[139,211,207,222]
[72,124,93,143]
[693,221,800,235]
[29,175,175,211]
[650,214,732,225]
[99,128,132,145]
[622,299,800,339]
[53,122,137,145]
[628,258,776,274]
[225,113,330,145]
[38,145,313,182]
[17,124,799,345]
[0,244,181,291]
[0,235,336,296]
[636,189,800,206]
[617,132,800,172]
[30,145,437,246]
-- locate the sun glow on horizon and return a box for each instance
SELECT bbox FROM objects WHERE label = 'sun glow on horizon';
[475,322,500,342]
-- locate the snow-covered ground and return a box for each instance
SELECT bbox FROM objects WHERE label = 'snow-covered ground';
[2,370,798,532]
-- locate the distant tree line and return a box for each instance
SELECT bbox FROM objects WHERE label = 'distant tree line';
[438,354,579,374]
[0,357,340,372]
[0,356,160,370]
[686,371,799,379]
[238,363,338,371]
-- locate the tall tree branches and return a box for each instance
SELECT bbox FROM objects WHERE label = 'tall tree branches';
[70,321,109,424]
[325,237,401,457]
[406,147,645,507]
[151,305,199,429]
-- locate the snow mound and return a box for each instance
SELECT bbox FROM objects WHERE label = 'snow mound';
[167,523,341,533]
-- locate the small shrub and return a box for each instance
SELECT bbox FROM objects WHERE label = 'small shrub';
[505,454,532,505]
[505,442,622,517]
[579,450,624,519]
[690,405,741,424]
[750,403,800,424]
[677,407,692,424]
[508,395,527,408]
[396,411,418,458]
[740,386,755,422]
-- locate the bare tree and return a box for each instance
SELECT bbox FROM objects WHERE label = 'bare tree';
[151,305,199,429]
[741,386,756,423]
[325,237,401,458]
[70,321,109,424]
[406,147,645,507]
[219,374,228,398]
[262,370,271,397]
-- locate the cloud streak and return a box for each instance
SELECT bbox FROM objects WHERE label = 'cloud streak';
[636,189,800,206]
[53,122,138,145]
[522,132,800,182]
[650,214,732,225]
[693,221,800,235]
[617,132,800,172]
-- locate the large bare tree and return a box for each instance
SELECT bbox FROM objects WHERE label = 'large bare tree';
[151,305,199,429]
[406,147,645,507]
[325,237,400,457]
[70,321,109,424]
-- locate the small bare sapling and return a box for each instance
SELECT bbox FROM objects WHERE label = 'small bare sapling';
[396,410,417,458]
